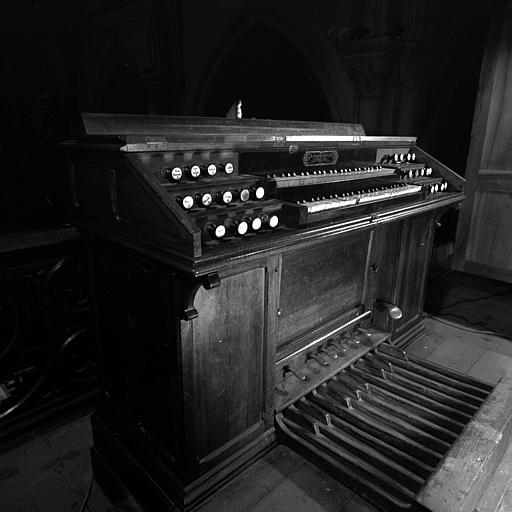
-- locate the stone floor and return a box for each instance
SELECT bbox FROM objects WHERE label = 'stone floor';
[1,271,512,512]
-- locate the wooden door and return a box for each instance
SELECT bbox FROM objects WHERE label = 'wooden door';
[454,2,512,283]
[184,266,273,475]
[391,214,434,344]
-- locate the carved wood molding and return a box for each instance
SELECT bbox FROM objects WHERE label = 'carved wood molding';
[180,272,221,321]
[336,35,401,97]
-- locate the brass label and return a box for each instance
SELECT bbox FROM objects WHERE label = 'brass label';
[303,150,339,167]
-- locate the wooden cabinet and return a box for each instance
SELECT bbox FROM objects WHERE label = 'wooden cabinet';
[73,115,465,511]
[91,246,276,502]
[89,211,438,509]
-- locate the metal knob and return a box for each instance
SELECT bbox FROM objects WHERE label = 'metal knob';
[283,365,308,381]
[307,354,329,367]
[375,301,402,320]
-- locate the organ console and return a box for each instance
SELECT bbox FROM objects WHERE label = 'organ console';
[65,113,512,511]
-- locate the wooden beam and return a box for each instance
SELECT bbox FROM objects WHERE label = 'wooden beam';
[452,5,503,271]
[415,374,512,512]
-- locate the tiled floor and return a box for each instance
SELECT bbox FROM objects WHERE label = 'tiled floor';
[408,316,512,386]
[425,271,512,339]
[1,271,512,512]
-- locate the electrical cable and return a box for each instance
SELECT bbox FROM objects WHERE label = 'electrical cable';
[425,313,512,341]
[435,311,498,329]
[79,471,94,512]
[436,289,512,311]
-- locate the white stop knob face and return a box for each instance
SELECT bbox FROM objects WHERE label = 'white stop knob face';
[222,191,233,204]
[225,162,234,174]
[201,193,212,206]
[240,189,250,202]
[215,225,226,238]
[237,221,248,235]
[171,167,182,180]
[255,187,265,199]
[269,215,279,228]
[182,196,194,209]
[252,217,262,231]
[207,164,217,176]
[190,165,201,178]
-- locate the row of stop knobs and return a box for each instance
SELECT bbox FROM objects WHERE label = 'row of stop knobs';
[179,186,266,209]
[164,162,234,181]
[426,180,448,194]
[399,167,433,179]
[380,152,416,163]
[204,213,279,239]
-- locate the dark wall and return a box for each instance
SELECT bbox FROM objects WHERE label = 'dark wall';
[198,23,332,121]
[1,1,81,232]
[1,0,489,233]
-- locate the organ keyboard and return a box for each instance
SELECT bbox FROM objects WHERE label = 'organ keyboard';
[65,114,512,512]
[268,164,395,187]
[66,113,464,264]
[281,182,426,225]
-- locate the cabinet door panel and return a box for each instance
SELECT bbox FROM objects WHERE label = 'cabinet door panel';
[392,213,434,340]
[190,267,267,469]
[370,222,402,321]
[277,232,371,349]
[369,215,434,341]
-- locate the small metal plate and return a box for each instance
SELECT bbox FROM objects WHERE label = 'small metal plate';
[303,150,339,167]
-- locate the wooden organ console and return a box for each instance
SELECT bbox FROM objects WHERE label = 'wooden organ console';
[65,113,512,512]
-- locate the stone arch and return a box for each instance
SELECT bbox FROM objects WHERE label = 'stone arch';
[194,10,354,122]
